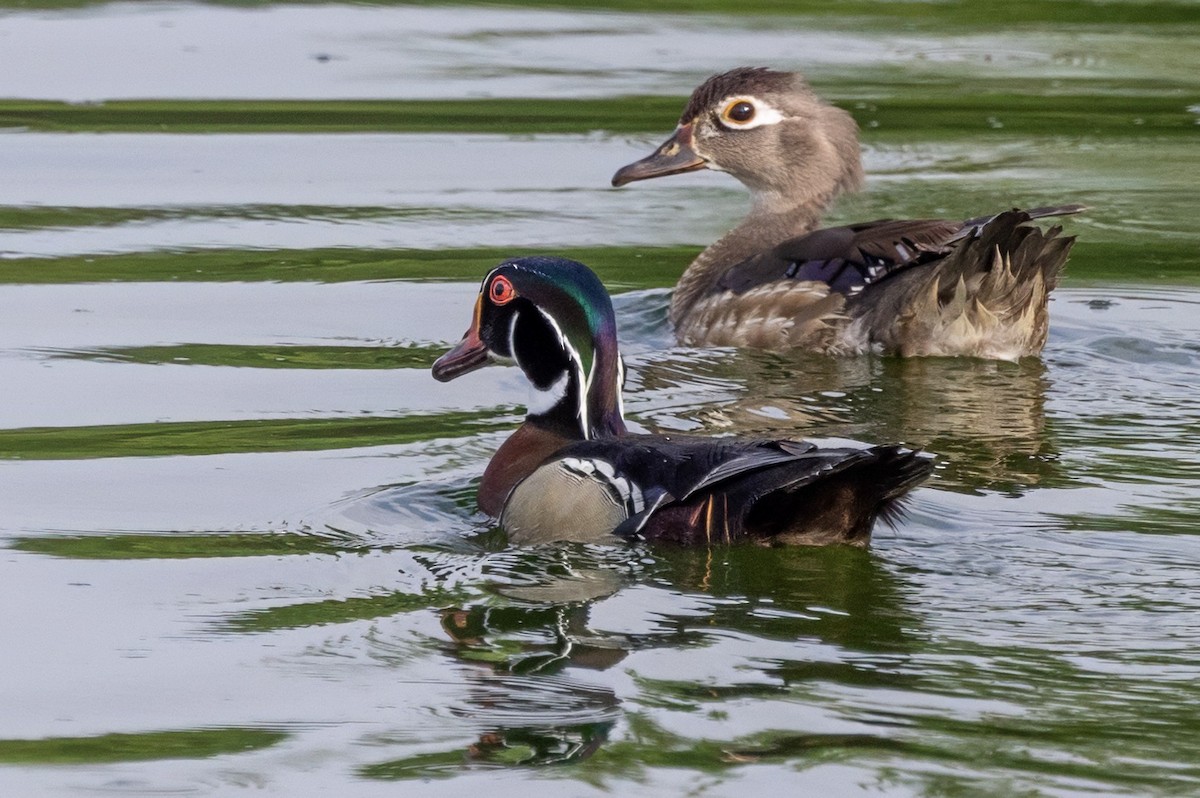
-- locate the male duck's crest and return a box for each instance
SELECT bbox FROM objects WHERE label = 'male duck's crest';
[612,66,1083,359]
[433,256,933,546]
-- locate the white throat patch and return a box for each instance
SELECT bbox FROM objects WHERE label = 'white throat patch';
[526,370,569,416]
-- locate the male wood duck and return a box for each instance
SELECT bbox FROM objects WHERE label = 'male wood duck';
[432,256,933,546]
[612,67,1084,359]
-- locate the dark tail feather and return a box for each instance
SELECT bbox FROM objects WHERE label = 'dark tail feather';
[962,203,1086,230]
[869,446,937,529]
[745,445,934,546]
[1023,203,1088,220]
[942,209,1077,311]
[958,204,1084,291]
[1015,221,1076,293]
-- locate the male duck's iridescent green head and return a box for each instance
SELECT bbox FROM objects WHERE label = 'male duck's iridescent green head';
[432,256,627,440]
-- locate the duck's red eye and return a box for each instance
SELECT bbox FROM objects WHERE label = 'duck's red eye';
[489,275,516,305]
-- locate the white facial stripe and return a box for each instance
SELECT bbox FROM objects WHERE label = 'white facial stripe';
[480,266,501,291]
[716,95,785,130]
[507,310,521,363]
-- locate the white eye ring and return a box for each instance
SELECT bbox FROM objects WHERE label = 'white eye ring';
[716,95,785,130]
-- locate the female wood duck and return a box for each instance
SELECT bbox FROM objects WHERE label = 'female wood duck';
[612,66,1083,359]
[432,256,933,546]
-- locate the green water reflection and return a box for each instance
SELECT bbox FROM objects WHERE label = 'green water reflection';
[11,530,359,559]
[0,728,287,765]
[0,410,508,459]
[0,246,699,286]
[1,84,1194,135]
[44,343,445,370]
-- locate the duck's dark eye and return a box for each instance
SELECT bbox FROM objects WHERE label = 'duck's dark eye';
[489,275,516,305]
[723,100,756,125]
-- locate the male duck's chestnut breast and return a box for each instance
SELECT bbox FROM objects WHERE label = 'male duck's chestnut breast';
[500,457,643,544]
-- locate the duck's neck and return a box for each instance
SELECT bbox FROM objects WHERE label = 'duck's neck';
[526,328,626,440]
[669,200,826,327]
[583,321,628,439]
[670,105,864,326]
[524,371,625,441]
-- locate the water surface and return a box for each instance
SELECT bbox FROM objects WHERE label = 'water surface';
[1,2,1198,796]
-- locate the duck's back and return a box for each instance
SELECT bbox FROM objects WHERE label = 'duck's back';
[501,435,932,546]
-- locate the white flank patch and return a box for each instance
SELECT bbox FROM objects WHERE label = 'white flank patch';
[561,457,645,514]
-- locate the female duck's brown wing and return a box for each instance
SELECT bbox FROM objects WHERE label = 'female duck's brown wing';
[716,204,1084,299]
[681,218,966,350]
[715,218,964,297]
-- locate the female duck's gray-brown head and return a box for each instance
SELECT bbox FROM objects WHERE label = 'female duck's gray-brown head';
[432,256,627,440]
[612,67,863,215]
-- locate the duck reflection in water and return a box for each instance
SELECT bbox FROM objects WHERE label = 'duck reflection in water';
[425,541,922,769]
[626,343,1061,495]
